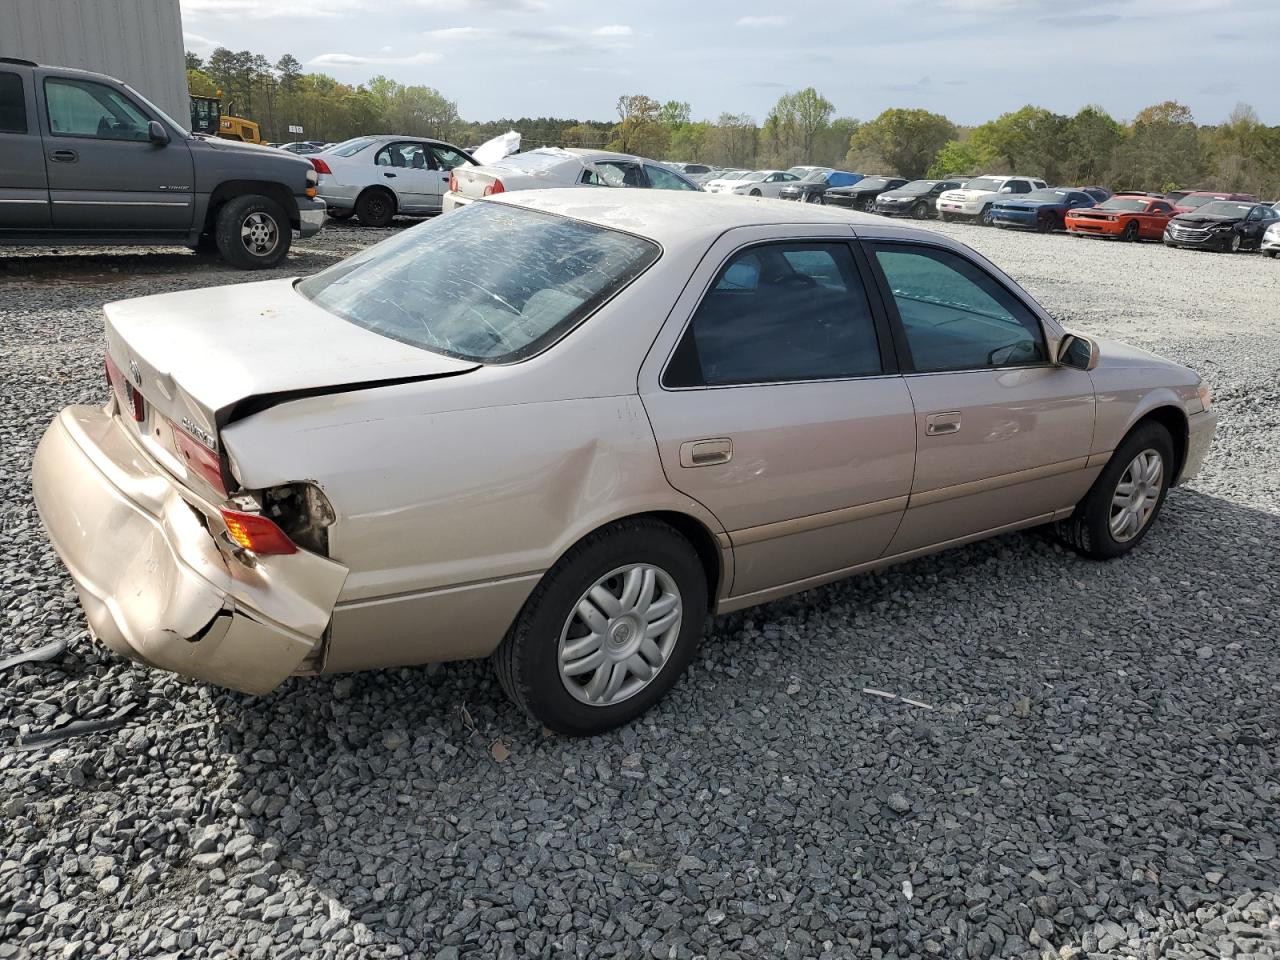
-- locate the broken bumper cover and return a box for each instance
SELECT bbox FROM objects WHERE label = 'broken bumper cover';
[298,199,327,237]
[31,405,347,694]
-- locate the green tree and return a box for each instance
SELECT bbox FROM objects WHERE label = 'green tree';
[1061,105,1123,184]
[659,100,692,127]
[669,121,712,161]
[610,94,668,157]
[846,108,956,179]
[707,112,758,168]
[275,54,303,91]
[763,87,834,166]
[1109,100,1206,192]
[976,106,1069,180]
[926,136,996,178]
[185,51,203,71]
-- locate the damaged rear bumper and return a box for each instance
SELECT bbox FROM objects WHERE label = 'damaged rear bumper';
[31,405,348,694]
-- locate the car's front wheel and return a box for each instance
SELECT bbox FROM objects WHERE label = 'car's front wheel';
[980,204,995,226]
[1224,233,1242,253]
[1122,220,1140,242]
[911,201,930,220]
[1055,422,1174,560]
[214,195,291,270]
[493,519,708,735]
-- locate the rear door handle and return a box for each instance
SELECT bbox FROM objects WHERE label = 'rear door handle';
[926,412,962,436]
[679,438,732,467]
[49,149,78,162]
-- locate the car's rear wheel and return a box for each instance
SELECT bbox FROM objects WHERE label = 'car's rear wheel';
[1122,220,1140,242]
[492,519,708,735]
[214,194,291,270]
[911,201,929,220]
[356,188,396,227]
[1055,422,1174,560]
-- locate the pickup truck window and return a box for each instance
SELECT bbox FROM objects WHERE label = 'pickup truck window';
[0,72,26,133]
[45,77,150,141]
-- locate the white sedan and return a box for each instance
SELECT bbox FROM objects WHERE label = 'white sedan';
[704,169,801,198]
[443,148,699,212]
[312,135,477,226]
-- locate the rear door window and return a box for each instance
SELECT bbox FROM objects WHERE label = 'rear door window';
[45,77,150,140]
[0,72,28,133]
[644,164,697,191]
[430,145,471,170]
[664,242,884,387]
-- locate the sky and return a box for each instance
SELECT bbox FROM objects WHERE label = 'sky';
[179,0,1280,126]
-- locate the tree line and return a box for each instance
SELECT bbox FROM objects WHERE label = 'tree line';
[187,48,1280,196]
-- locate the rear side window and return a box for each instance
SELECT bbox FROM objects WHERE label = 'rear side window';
[645,165,696,191]
[0,72,27,133]
[430,145,471,170]
[45,77,151,140]
[871,243,1046,372]
[664,242,883,388]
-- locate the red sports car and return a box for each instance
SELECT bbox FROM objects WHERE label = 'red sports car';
[1065,194,1177,242]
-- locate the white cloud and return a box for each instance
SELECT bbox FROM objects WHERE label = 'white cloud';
[736,15,788,26]
[183,31,222,54]
[593,24,632,36]
[183,0,369,18]
[308,51,440,66]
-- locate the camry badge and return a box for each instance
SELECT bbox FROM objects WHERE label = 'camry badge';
[180,416,218,452]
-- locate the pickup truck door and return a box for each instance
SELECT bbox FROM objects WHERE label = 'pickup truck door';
[0,68,51,229]
[37,71,194,233]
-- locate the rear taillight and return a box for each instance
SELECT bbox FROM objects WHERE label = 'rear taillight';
[169,417,228,496]
[105,355,145,422]
[310,157,332,175]
[219,508,297,556]
[448,171,458,193]
[483,179,505,196]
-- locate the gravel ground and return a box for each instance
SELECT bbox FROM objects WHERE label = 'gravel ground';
[2,217,1278,960]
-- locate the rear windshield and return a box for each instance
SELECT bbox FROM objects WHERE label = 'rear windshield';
[1098,198,1150,212]
[1179,194,1224,209]
[297,202,660,363]
[328,136,379,157]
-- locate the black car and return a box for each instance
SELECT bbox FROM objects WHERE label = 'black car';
[873,179,963,219]
[1164,200,1280,252]
[822,175,908,211]
[778,169,863,203]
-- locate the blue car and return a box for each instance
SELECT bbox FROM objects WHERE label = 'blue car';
[991,188,1099,232]
[778,170,864,203]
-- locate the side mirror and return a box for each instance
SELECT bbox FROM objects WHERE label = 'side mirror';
[148,120,170,145]
[1056,332,1099,371]
[999,186,1013,193]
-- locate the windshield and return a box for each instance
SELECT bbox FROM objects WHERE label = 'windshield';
[1179,194,1225,210]
[897,180,936,195]
[1098,198,1150,212]
[297,203,660,363]
[801,169,830,182]
[328,136,379,157]
[742,170,771,182]
[962,177,1004,192]
[1021,190,1071,202]
[1196,201,1254,218]
[491,149,575,174]
[851,177,889,190]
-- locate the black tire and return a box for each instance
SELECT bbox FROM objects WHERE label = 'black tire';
[1264,250,1278,259]
[1121,220,1140,242]
[1224,233,1241,253]
[214,194,291,270]
[492,519,708,736]
[355,188,396,227]
[749,188,762,197]
[910,201,930,220]
[1055,421,1175,560]
[328,209,354,221]
[979,204,994,227]
[940,212,953,223]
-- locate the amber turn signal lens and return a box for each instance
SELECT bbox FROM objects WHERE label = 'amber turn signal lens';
[220,509,297,555]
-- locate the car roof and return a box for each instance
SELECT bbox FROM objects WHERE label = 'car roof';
[490,188,926,246]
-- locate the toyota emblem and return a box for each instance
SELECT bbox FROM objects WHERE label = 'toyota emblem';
[128,359,143,387]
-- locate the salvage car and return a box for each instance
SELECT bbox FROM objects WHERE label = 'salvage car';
[937,175,1048,225]
[311,135,476,226]
[704,169,801,198]
[778,169,863,203]
[991,188,1098,232]
[443,147,698,211]
[1262,221,1280,258]
[32,191,1217,735]
[821,175,908,212]
[1066,195,1177,242]
[1164,200,1280,252]
[0,57,324,269]
[1172,190,1257,214]
[873,179,963,219]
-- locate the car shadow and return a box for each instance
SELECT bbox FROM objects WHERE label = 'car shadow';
[215,486,1280,956]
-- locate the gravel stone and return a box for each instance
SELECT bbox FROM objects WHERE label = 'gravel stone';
[2,221,1279,958]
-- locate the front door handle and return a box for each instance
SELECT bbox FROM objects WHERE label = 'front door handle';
[926,412,962,436]
[679,438,732,468]
[383,172,397,178]
[49,149,78,163]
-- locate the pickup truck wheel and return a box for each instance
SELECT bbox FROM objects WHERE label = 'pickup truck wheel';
[1055,422,1173,560]
[215,195,290,270]
[492,519,707,736]
[356,188,396,227]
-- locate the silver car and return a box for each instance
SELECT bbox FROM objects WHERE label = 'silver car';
[32,191,1217,735]
[312,135,477,226]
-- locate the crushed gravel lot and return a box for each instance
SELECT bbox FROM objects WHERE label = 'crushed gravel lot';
[2,217,1278,960]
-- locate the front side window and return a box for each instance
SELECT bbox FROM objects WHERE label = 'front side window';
[45,77,150,140]
[645,165,696,191]
[664,242,883,388]
[871,244,1046,373]
[430,145,471,170]
[297,202,659,363]
[583,161,645,187]
[0,72,26,133]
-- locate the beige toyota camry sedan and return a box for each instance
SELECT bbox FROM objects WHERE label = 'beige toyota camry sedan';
[32,191,1217,734]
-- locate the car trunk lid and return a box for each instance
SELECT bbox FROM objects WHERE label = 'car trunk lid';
[103,277,478,496]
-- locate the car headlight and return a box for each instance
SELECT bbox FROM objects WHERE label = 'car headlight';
[1211,223,1234,231]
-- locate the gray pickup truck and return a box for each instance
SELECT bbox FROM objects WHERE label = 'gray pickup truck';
[0,58,325,269]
